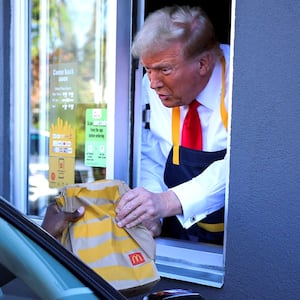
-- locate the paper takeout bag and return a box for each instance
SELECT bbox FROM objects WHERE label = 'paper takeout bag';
[56,179,160,297]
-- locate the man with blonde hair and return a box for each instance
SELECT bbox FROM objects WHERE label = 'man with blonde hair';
[116,6,230,245]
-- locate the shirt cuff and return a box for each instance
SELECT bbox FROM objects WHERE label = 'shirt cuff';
[170,178,225,229]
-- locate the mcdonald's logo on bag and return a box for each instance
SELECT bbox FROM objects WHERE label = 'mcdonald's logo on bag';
[129,252,145,266]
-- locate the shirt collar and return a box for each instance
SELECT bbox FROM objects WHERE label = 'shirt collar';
[195,59,222,111]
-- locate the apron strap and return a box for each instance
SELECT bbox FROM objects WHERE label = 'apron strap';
[220,55,228,130]
[197,221,224,232]
[172,106,180,165]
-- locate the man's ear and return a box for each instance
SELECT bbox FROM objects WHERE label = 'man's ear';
[198,52,212,76]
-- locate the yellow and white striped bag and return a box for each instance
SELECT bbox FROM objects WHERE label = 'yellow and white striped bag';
[56,179,160,297]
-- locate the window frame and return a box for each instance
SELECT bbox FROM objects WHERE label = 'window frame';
[11,0,30,212]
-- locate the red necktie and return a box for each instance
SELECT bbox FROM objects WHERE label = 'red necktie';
[181,100,202,150]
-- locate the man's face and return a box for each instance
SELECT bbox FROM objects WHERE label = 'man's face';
[141,43,205,108]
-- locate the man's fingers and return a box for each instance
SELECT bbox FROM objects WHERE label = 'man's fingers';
[116,189,136,213]
[47,202,60,213]
[64,206,85,222]
[76,206,85,215]
[117,203,148,228]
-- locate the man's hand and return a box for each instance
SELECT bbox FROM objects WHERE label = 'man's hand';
[142,218,162,237]
[116,187,182,237]
[41,203,85,239]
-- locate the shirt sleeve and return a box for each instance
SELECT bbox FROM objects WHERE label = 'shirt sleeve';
[139,127,168,193]
[139,76,169,193]
[171,153,229,228]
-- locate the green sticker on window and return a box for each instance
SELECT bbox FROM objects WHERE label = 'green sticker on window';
[84,108,107,167]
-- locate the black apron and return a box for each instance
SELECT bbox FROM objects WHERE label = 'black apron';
[161,146,226,245]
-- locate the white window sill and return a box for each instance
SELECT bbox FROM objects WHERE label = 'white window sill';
[155,237,224,288]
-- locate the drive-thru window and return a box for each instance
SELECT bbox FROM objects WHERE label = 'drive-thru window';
[11,0,233,289]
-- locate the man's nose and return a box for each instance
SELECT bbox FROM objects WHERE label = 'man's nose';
[149,72,163,89]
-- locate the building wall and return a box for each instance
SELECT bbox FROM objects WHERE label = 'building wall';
[0,0,299,299]
[224,0,300,298]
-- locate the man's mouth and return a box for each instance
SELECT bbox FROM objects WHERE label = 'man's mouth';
[158,94,169,101]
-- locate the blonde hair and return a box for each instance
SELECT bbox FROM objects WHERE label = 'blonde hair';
[132,6,221,60]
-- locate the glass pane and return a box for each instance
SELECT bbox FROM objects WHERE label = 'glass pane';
[29,0,112,216]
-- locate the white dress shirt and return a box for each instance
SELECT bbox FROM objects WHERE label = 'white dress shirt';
[139,44,230,229]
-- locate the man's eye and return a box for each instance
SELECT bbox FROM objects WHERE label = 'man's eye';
[161,67,172,75]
